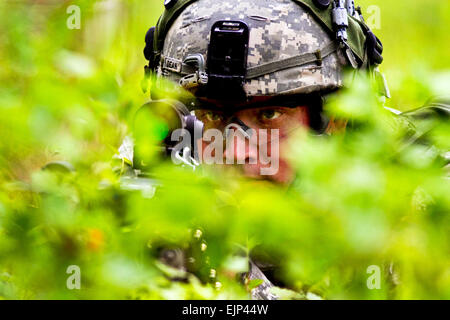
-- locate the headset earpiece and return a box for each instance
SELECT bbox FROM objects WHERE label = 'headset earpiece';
[366,30,383,65]
[144,27,156,69]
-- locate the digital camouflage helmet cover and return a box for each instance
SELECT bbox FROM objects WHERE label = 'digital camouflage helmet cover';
[144,0,389,103]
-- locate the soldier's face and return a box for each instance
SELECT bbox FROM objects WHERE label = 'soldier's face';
[194,98,310,184]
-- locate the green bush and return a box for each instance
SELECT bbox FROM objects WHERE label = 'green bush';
[0,0,448,300]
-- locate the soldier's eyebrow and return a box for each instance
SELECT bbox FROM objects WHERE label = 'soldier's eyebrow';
[193,102,300,115]
[232,100,307,111]
[193,93,319,114]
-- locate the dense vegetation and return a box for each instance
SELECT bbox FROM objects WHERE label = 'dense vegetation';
[0,0,448,299]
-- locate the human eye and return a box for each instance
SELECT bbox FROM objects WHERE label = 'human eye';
[204,110,224,122]
[259,109,283,121]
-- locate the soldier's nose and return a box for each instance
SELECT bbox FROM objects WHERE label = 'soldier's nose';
[223,128,258,164]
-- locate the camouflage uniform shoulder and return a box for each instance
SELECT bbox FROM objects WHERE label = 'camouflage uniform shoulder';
[390,97,450,169]
[400,98,450,122]
[399,97,449,141]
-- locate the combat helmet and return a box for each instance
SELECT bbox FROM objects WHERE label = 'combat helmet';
[143,0,389,105]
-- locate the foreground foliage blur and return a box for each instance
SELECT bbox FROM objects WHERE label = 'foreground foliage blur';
[0,0,449,299]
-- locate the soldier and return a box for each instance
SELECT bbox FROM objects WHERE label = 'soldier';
[130,0,385,300]
[132,0,389,184]
[115,0,447,299]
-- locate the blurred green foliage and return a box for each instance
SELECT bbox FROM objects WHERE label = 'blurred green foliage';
[0,0,449,300]
[357,0,450,109]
